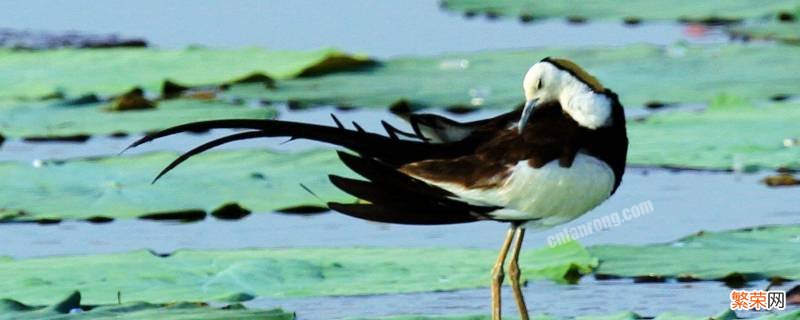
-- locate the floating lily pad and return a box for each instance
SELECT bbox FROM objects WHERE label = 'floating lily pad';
[628,100,800,170]
[0,241,595,305]
[0,47,375,99]
[590,224,800,281]
[728,13,800,45]
[0,98,275,139]
[2,100,798,222]
[351,315,559,320]
[0,291,294,320]
[353,310,800,320]
[439,0,797,23]
[353,310,737,320]
[0,149,352,222]
[226,44,800,110]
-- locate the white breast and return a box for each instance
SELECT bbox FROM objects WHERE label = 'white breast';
[421,153,615,228]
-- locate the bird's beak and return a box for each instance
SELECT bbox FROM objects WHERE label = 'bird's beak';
[517,98,539,133]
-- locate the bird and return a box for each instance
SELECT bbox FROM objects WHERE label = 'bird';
[125,57,628,320]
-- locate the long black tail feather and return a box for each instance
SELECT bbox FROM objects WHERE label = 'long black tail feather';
[334,151,452,198]
[125,117,495,225]
[327,151,497,224]
[327,202,479,225]
[151,130,269,183]
[125,119,467,168]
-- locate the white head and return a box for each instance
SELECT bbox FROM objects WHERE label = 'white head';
[518,58,612,132]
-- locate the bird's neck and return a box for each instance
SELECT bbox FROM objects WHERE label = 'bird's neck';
[558,85,612,130]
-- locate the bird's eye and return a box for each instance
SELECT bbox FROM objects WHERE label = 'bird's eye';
[537,79,543,89]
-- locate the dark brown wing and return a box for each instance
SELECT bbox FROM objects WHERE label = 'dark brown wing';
[401,92,628,195]
[400,101,586,189]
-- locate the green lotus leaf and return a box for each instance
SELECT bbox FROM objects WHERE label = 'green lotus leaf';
[0,291,294,320]
[628,99,800,171]
[438,0,797,23]
[0,98,275,139]
[651,310,736,320]
[352,310,800,320]
[0,47,375,99]
[728,6,800,44]
[351,315,560,320]
[590,224,800,280]
[225,44,800,110]
[4,44,800,140]
[0,241,595,305]
[730,20,800,45]
[0,149,352,222]
[1,99,798,222]
[351,311,712,320]
[576,312,645,320]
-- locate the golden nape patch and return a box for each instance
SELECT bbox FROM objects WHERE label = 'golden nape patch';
[549,58,605,92]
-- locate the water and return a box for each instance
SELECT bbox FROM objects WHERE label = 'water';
[1,168,795,259]
[0,102,683,163]
[0,2,794,319]
[246,279,798,320]
[0,0,727,58]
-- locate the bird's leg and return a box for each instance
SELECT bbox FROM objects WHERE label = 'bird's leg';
[491,225,516,320]
[508,226,529,320]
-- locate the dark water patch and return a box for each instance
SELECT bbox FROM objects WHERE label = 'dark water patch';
[0,27,146,50]
[594,274,622,281]
[22,135,91,143]
[295,56,380,78]
[63,94,102,106]
[275,206,330,215]
[719,273,757,289]
[624,17,643,25]
[644,101,670,110]
[676,275,702,283]
[444,106,479,115]
[0,98,707,157]
[161,80,192,99]
[566,16,588,24]
[211,203,252,220]
[771,94,792,102]
[36,218,61,225]
[85,216,114,224]
[229,73,275,88]
[628,164,733,173]
[633,275,667,283]
[138,210,207,223]
[334,105,357,112]
[777,11,796,22]
[148,249,172,258]
[679,17,743,26]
